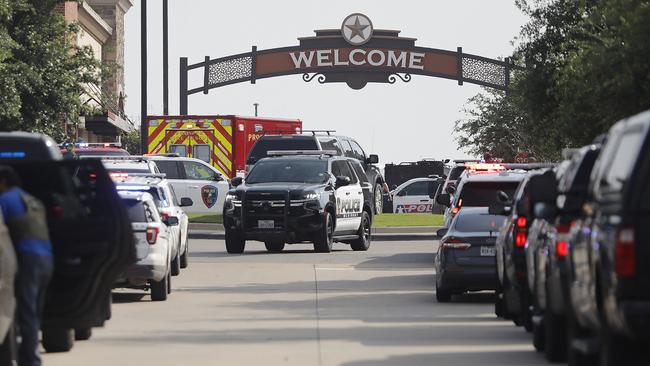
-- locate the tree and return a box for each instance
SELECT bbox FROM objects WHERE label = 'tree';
[0,0,105,141]
[455,0,650,161]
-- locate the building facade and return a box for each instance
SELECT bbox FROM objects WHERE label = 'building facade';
[57,0,135,142]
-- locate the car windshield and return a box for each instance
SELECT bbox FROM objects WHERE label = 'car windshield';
[122,199,147,223]
[0,139,51,160]
[248,138,318,162]
[246,160,329,184]
[457,181,520,207]
[454,212,503,232]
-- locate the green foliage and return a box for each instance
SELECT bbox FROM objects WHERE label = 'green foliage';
[456,0,650,161]
[120,129,141,155]
[0,0,106,141]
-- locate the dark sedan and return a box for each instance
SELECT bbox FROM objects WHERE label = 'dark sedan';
[434,207,502,302]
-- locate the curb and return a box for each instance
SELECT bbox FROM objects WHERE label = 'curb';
[188,223,443,234]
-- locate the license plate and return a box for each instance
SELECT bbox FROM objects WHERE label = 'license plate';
[258,220,274,229]
[480,246,496,256]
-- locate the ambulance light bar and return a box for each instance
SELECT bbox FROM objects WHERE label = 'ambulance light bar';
[267,150,338,157]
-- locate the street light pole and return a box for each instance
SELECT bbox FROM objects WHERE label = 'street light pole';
[162,0,169,115]
[140,0,148,152]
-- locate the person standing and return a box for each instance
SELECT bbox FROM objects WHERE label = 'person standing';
[0,166,53,366]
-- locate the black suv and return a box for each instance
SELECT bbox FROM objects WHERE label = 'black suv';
[246,133,386,215]
[563,110,650,365]
[223,152,373,254]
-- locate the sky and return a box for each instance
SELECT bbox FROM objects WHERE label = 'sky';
[123,1,528,165]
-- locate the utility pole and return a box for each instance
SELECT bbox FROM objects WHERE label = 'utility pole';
[162,0,169,115]
[254,103,259,117]
[140,0,148,152]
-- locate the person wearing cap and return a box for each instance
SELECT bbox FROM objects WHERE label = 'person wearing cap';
[0,166,53,366]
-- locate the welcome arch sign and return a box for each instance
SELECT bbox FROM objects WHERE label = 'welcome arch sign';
[179,13,521,114]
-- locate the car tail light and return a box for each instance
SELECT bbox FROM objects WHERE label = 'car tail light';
[451,207,460,215]
[516,216,527,229]
[51,205,64,218]
[441,238,471,250]
[146,227,159,245]
[556,241,569,257]
[616,227,636,278]
[513,215,528,248]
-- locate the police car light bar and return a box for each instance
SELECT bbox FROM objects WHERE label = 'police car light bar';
[267,150,338,157]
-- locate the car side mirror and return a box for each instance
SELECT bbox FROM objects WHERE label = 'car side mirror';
[231,177,243,187]
[497,190,510,203]
[246,157,256,165]
[446,186,456,195]
[164,216,179,226]
[436,193,451,207]
[489,203,510,216]
[335,176,351,188]
[436,228,448,237]
[180,197,193,207]
[212,174,223,181]
[366,154,379,164]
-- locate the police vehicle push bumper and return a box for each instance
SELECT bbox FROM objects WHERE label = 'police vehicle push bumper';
[224,190,326,243]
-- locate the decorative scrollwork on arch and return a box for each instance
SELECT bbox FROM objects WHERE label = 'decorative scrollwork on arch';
[388,73,412,84]
[302,73,327,84]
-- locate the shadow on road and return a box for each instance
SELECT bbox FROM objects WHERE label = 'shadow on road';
[112,292,147,303]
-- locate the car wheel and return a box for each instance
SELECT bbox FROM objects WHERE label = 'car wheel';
[42,328,74,353]
[265,241,285,252]
[180,236,189,268]
[150,273,169,302]
[373,183,383,215]
[544,284,567,362]
[435,285,452,303]
[225,228,246,254]
[350,211,371,251]
[171,252,181,276]
[567,315,597,366]
[74,327,92,341]
[599,324,645,366]
[313,212,334,253]
[0,321,17,363]
[532,315,545,352]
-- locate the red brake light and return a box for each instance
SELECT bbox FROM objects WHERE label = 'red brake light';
[556,241,569,257]
[616,227,636,278]
[451,207,460,215]
[160,212,170,221]
[515,232,527,248]
[516,217,527,229]
[146,227,159,245]
[51,205,64,218]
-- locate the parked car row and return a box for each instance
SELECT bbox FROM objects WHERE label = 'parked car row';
[490,110,650,365]
[0,134,229,363]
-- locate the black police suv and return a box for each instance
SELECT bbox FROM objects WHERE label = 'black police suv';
[223,151,373,254]
[246,133,386,215]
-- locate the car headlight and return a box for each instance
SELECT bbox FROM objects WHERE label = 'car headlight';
[225,193,241,208]
[303,192,320,201]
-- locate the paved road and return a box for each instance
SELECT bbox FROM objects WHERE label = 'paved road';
[43,237,547,366]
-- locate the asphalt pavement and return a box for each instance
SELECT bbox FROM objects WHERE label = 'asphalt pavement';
[42,237,547,366]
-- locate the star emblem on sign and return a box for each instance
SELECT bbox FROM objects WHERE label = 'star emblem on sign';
[341,13,373,46]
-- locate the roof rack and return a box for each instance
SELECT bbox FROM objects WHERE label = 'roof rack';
[267,150,338,157]
[144,153,180,158]
[298,129,336,136]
